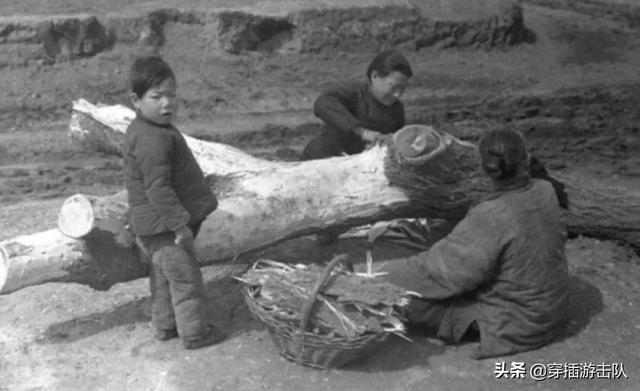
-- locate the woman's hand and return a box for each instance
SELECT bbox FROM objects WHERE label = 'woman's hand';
[358,128,384,144]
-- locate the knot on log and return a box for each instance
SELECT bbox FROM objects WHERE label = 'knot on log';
[391,125,451,166]
[384,125,489,220]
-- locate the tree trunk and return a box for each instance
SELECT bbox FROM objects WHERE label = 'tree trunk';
[66,100,640,252]
[0,102,482,294]
[1,100,638,294]
[555,172,640,247]
[0,229,145,294]
[69,99,286,176]
[57,191,130,239]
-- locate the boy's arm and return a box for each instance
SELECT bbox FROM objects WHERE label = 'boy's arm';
[313,83,365,136]
[135,131,190,231]
[383,206,510,300]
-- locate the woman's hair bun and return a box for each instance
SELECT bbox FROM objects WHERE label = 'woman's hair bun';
[479,129,528,180]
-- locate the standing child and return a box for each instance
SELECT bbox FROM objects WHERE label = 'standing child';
[300,50,413,160]
[124,56,224,349]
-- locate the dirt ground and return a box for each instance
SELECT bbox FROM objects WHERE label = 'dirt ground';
[1,0,640,390]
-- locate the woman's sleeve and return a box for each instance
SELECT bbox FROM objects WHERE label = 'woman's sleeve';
[383,206,511,300]
[135,131,190,231]
[313,84,363,134]
[397,101,406,129]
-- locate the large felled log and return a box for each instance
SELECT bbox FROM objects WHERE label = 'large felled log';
[0,101,486,294]
[1,100,639,294]
[64,100,640,249]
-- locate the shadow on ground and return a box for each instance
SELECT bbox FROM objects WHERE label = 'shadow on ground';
[37,272,256,344]
[561,275,604,339]
[37,249,604,380]
[345,335,448,372]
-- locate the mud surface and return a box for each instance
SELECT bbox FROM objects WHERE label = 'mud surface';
[1,1,640,390]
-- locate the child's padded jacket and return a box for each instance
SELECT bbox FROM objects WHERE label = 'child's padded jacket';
[124,115,218,236]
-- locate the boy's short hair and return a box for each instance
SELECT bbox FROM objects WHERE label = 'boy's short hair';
[366,50,413,80]
[129,56,176,98]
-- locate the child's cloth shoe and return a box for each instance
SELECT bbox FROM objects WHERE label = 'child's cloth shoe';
[182,325,225,350]
[154,328,179,341]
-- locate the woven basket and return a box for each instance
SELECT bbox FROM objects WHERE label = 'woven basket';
[241,255,390,369]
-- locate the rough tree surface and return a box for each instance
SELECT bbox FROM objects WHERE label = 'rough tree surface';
[2,108,486,294]
[68,100,640,248]
[0,100,633,295]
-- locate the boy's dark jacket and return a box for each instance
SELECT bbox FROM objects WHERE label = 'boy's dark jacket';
[124,115,218,236]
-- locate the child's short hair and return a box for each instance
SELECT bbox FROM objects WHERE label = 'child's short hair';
[366,50,413,80]
[479,128,529,180]
[129,56,175,98]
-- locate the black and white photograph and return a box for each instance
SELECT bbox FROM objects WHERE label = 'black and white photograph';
[0,0,638,390]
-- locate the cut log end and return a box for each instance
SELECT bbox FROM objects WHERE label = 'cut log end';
[392,124,440,159]
[58,194,95,238]
[384,125,487,220]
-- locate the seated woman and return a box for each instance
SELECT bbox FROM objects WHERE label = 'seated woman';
[300,50,413,160]
[384,128,570,359]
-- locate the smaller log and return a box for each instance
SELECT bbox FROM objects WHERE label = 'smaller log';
[0,230,80,294]
[57,191,130,240]
[0,228,145,294]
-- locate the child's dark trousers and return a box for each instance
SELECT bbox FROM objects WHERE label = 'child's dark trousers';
[137,223,208,340]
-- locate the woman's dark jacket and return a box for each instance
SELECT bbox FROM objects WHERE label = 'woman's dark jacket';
[313,81,405,154]
[386,179,570,358]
